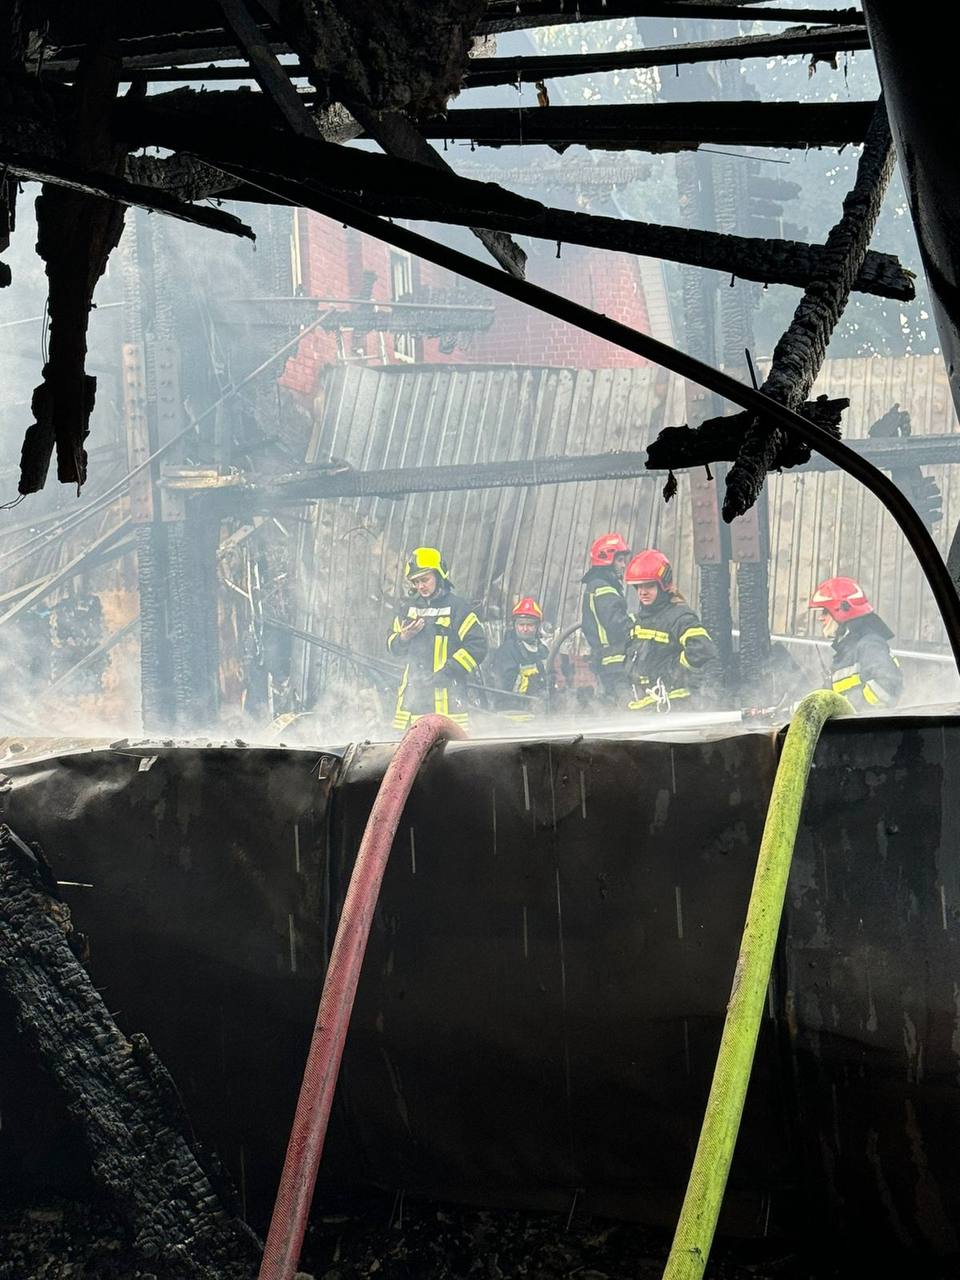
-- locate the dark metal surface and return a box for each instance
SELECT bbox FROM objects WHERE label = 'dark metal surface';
[1,721,960,1261]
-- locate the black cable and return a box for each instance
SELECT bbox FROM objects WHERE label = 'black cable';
[226,170,960,675]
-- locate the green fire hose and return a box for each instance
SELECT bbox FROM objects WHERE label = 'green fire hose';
[662,689,851,1280]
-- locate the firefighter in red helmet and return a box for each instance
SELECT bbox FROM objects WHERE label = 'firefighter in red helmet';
[387,546,488,730]
[623,549,720,711]
[580,532,632,700]
[808,576,903,711]
[491,597,550,701]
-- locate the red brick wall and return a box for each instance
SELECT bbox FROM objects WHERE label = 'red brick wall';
[279,212,651,396]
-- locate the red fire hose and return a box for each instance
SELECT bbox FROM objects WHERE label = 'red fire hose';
[258,713,467,1280]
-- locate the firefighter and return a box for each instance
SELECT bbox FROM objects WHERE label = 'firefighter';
[387,546,488,730]
[808,576,903,711]
[580,532,632,700]
[490,597,550,713]
[623,549,720,711]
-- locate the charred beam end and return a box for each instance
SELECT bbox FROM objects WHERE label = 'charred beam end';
[477,2,865,32]
[0,826,261,1277]
[316,191,914,302]
[414,101,875,152]
[722,101,895,522]
[111,93,540,220]
[463,26,871,87]
[645,396,849,472]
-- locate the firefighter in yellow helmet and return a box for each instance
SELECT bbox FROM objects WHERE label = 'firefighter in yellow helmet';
[387,547,488,730]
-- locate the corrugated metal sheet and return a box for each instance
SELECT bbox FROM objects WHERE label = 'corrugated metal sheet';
[768,354,959,649]
[292,356,959,706]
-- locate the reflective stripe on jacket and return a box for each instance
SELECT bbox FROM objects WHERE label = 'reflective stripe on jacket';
[490,632,549,699]
[829,614,903,712]
[387,588,487,729]
[580,565,630,673]
[625,597,718,709]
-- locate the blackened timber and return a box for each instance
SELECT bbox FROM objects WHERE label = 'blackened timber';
[722,101,896,521]
[192,422,960,509]
[414,101,874,151]
[1,149,254,236]
[462,26,870,88]
[112,93,540,219]
[46,26,285,72]
[478,2,864,32]
[349,106,527,277]
[289,189,913,302]
[646,398,848,473]
[0,827,260,1279]
[20,39,130,493]
[42,26,872,86]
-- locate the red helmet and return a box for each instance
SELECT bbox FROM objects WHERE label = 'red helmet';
[625,549,673,589]
[512,596,543,621]
[809,576,873,622]
[590,532,630,566]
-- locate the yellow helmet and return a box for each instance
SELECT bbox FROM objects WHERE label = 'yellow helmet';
[404,546,450,582]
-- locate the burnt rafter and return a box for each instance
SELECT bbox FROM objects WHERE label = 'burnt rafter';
[413,101,875,152]
[284,188,914,302]
[721,100,896,520]
[462,25,871,88]
[646,397,849,473]
[44,25,871,86]
[478,2,865,33]
[111,93,540,221]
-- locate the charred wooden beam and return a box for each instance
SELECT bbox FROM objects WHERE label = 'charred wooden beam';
[478,2,865,32]
[0,825,260,1278]
[414,100,875,151]
[43,25,870,86]
[462,25,870,88]
[721,100,896,520]
[2,147,254,235]
[207,170,914,302]
[645,396,848,473]
[112,92,540,219]
[213,0,525,277]
[44,26,284,72]
[176,402,960,509]
[19,39,132,495]
[350,106,527,277]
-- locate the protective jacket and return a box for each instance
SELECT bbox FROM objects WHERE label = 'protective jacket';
[490,632,549,699]
[580,565,631,692]
[387,583,487,729]
[625,594,719,710]
[828,613,902,711]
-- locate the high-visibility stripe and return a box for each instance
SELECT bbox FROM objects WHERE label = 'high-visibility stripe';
[393,664,411,727]
[453,647,478,674]
[601,653,625,666]
[679,625,709,646]
[832,673,861,694]
[593,585,619,598]
[434,684,449,715]
[458,611,480,640]
[589,593,609,647]
[631,626,670,643]
[433,634,448,672]
[437,615,451,627]
[628,687,691,711]
[407,605,452,618]
[862,683,881,706]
